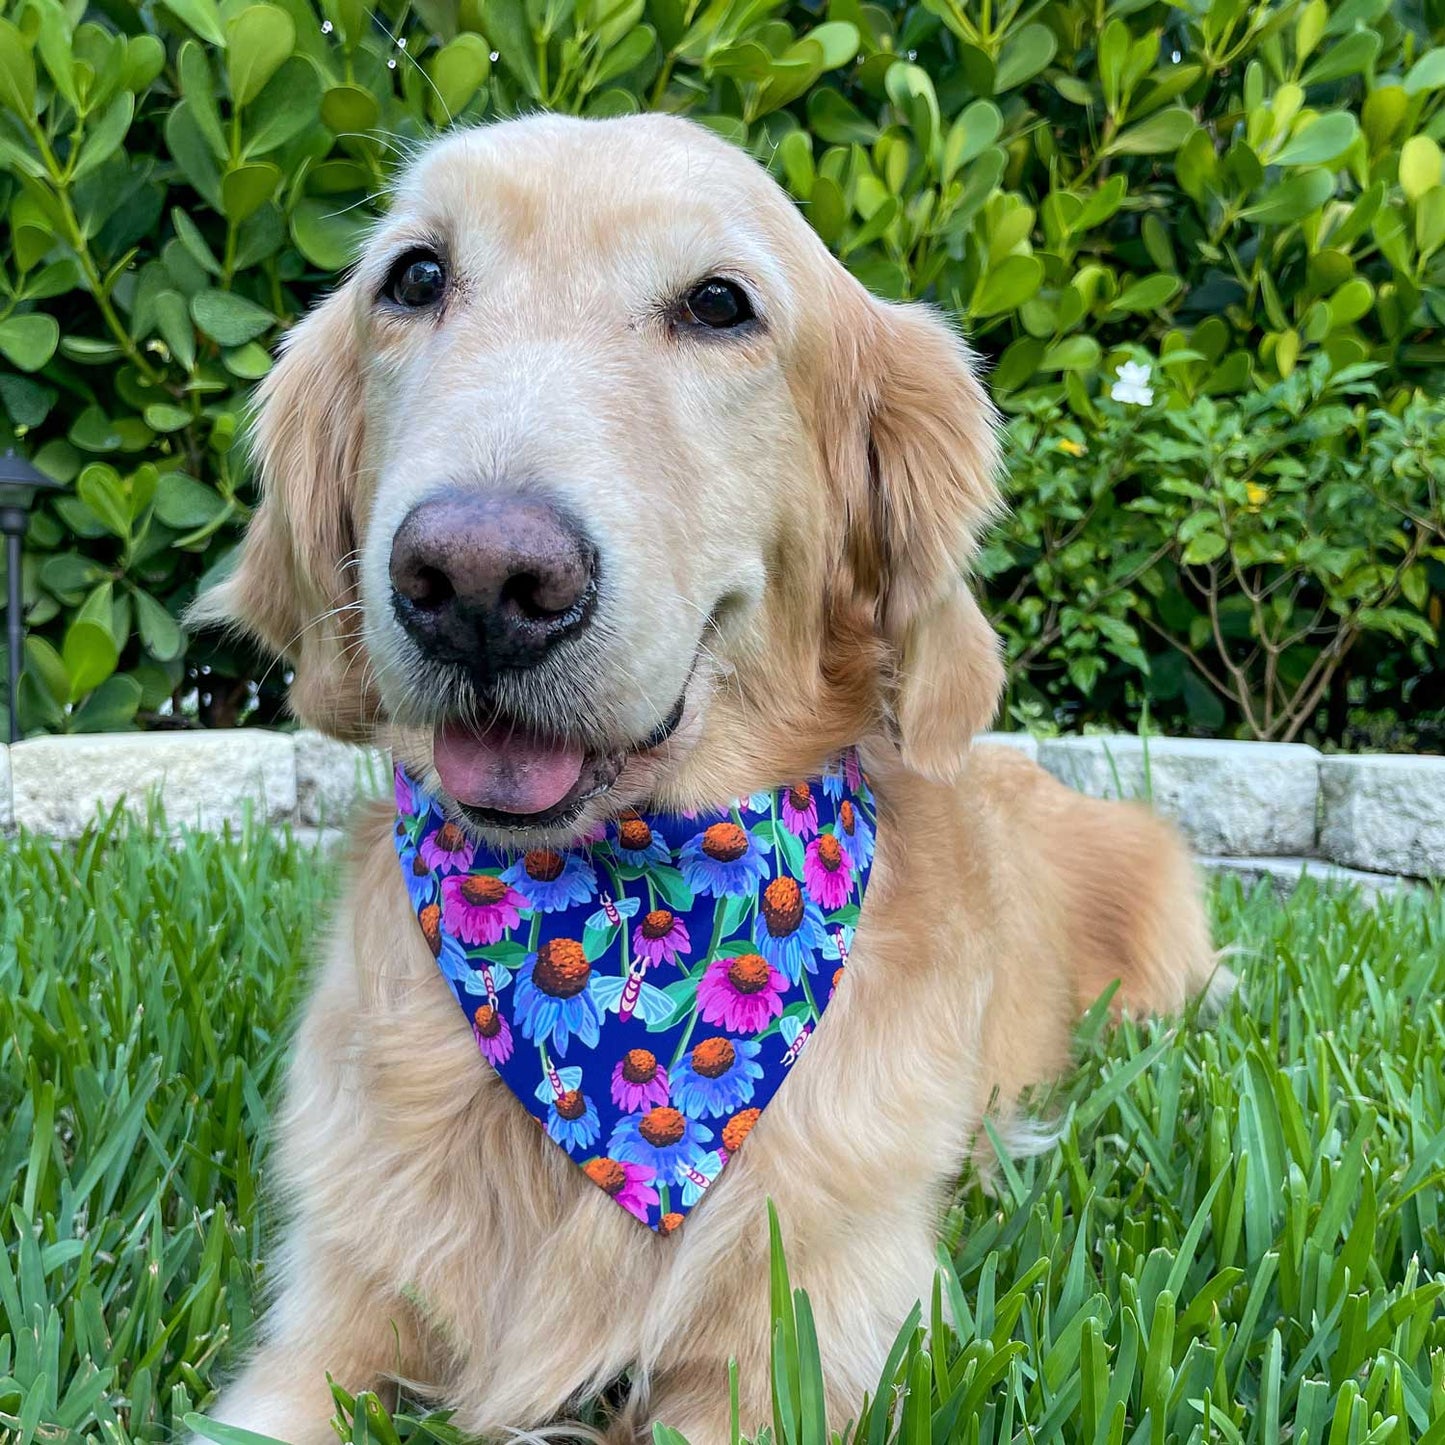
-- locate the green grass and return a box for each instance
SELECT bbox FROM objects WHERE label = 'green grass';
[2,811,1444,1445]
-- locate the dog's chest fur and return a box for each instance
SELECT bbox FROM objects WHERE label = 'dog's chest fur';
[275,786,1002,1424]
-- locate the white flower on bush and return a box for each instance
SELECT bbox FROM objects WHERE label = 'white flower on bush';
[1111,360,1154,406]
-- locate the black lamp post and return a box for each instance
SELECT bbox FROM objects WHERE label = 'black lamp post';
[0,450,65,744]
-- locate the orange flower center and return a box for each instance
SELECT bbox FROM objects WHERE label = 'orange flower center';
[555,1089,587,1121]
[788,783,812,812]
[435,822,466,852]
[839,800,855,834]
[460,875,508,906]
[622,1048,659,1083]
[619,814,653,850]
[659,1211,684,1235]
[817,834,843,871]
[533,939,590,998]
[525,849,566,882]
[473,1004,501,1037]
[411,855,429,878]
[691,1037,736,1079]
[641,909,675,940]
[722,1107,761,1154]
[419,903,442,957]
[761,877,804,936]
[701,822,749,862]
[584,1158,627,1195]
[833,967,845,991]
[639,1106,687,1147]
[727,954,772,994]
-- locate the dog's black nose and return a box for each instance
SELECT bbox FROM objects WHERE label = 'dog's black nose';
[389,490,597,674]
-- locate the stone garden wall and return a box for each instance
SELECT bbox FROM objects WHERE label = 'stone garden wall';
[1,731,1440,892]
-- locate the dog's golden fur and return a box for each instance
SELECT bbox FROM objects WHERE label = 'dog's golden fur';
[197,113,1213,1445]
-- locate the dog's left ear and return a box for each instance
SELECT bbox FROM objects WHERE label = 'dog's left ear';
[187,283,376,739]
[823,292,1005,782]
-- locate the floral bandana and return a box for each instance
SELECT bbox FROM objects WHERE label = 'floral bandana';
[392,751,878,1233]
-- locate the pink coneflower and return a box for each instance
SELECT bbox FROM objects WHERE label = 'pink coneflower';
[441,873,527,945]
[780,782,819,839]
[420,820,475,874]
[844,750,864,791]
[582,1158,660,1224]
[471,1003,514,1066]
[634,908,691,965]
[803,832,854,909]
[697,953,787,1034]
[611,1048,670,1111]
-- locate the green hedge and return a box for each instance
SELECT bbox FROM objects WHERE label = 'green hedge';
[0,0,1442,740]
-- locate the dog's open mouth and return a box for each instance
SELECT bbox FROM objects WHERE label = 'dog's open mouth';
[434,694,686,831]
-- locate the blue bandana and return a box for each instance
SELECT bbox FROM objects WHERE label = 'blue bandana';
[392,752,878,1232]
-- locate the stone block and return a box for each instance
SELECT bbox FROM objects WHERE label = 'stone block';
[10,731,297,839]
[1318,754,1445,878]
[1200,854,1410,899]
[1038,736,1320,857]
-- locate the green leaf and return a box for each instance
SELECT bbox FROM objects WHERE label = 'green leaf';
[1110,274,1181,314]
[76,464,131,537]
[1400,136,1443,204]
[71,672,143,731]
[994,23,1055,93]
[162,0,226,45]
[427,34,492,120]
[649,865,694,912]
[244,57,322,155]
[805,21,858,70]
[320,82,380,135]
[1042,335,1101,371]
[155,471,228,528]
[73,92,135,181]
[25,634,70,705]
[1244,167,1334,224]
[1300,29,1380,87]
[1273,111,1358,167]
[173,208,222,275]
[1403,46,1445,95]
[0,314,60,372]
[1181,531,1228,565]
[179,40,227,158]
[222,342,273,379]
[806,87,877,146]
[143,403,193,433]
[155,290,197,371]
[226,5,296,107]
[972,254,1043,316]
[481,0,541,99]
[289,198,368,269]
[134,589,185,661]
[221,163,282,223]
[0,17,37,116]
[61,618,120,702]
[190,289,276,346]
[1106,109,1196,156]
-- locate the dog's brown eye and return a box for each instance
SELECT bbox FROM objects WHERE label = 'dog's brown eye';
[681,279,754,330]
[385,249,446,309]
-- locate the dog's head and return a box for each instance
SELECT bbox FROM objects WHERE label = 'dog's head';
[198,114,1002,844]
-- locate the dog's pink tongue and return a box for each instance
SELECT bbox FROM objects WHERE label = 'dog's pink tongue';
[433,721,585,815]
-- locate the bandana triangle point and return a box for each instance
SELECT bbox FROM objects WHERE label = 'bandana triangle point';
[393,752,879,1231]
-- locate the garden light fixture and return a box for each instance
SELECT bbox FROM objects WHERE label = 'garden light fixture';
[0,450,64,744]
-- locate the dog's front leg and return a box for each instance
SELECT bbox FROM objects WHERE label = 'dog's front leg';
[199,1236,426,1445]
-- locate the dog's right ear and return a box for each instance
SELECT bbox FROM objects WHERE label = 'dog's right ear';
[190,284,376,738]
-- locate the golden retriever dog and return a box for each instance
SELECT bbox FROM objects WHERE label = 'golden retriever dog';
[196,111,1213,1445]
